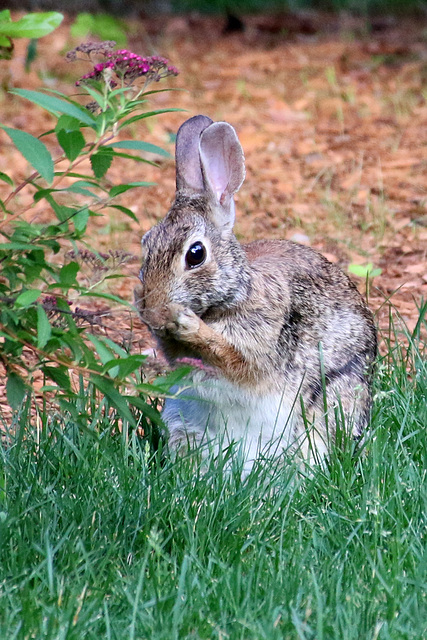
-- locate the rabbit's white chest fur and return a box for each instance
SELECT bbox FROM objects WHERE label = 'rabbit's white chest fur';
[162,372,299,470]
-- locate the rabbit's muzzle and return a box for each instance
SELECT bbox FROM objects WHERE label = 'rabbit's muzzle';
[135,275,172,322]
[137,297,201,346]
[135,291,169,333]
[140,306,171,333]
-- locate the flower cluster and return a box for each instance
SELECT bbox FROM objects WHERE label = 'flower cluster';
[67,41,179,88]
[65,41,116,61]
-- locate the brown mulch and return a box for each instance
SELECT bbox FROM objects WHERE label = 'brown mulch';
[1,12,426,416]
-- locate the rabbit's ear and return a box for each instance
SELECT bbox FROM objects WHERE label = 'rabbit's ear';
[199,122,245,229]
[175,115,214,193]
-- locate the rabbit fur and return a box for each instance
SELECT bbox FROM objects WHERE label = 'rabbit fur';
[136,115,377,470]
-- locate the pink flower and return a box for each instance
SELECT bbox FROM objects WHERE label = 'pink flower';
[70,42,179,89]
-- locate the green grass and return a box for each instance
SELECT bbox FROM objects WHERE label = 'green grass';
[0,308,426,640]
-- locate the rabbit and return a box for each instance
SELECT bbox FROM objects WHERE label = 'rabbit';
[135,114,377,471]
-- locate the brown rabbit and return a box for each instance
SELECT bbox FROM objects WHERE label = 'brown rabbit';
[136,115,377,471]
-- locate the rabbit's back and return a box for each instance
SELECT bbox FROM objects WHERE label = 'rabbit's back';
[243,239,376,371]
[243,238,376,438]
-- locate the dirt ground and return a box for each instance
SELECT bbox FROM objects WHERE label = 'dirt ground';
[1,12,426,407]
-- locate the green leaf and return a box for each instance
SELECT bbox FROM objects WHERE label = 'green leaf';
[73,207,89,233]
[65,182,102,198]
[0,36,13,59]
[90,148,113,179]
[152,366,193,389]
[87,334,115,366]
[108,204,138,222]
[0,242,41,251]
[106,140,171,157]
[0,10,11,23]
[118,109,182,131]
[70,12,94,37]
[87,335,120,378]
[33,188,56,203]
[136,367,193,396]
[348,263,382,279]
[99,337,128,358]
[127,396,162,424]
[10,89,96,127]
[37,304,51,349]
[109,182,155,198]
[90,374,135,425]
[57,128,86,162]
[1,126,54,184]
[80,291,134,308]
[77,84,105,110]
[6,372,27,410]
[55,115,82,132]
[0,171,13,186]
[59,262,79,286]
[108,150,158,166]
[15,289,42,307]
[104,354,147,378]
[42,365,71,391]
[0,12,63,39]
[25,38,37,72]
[43,195,75,224]
[70,12,127,47]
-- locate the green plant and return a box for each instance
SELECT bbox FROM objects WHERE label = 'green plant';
[0,9,63,68]
[70,13,128,48]
[348,262,382,297]
[0,10,63,58]
[0,37,181,425]
[0,306,425,639]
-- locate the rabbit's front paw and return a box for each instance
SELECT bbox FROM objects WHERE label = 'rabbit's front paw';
[165,304,200,340]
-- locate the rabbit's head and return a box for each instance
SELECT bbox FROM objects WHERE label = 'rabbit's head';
[137,115,251,331]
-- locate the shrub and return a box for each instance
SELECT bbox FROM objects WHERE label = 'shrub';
[0,17,181,433]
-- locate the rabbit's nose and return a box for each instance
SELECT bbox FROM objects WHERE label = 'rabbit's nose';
[140,307,168,332]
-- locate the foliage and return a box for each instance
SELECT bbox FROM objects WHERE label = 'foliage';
[0,31,180,423]
[348,262,382,279]
[0,9,63,60]
[0,307,426,639]
[70,13,128,48]
[0,10,62,42]
[348,262,382,297]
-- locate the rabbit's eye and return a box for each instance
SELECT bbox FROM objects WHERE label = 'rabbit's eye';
[185,242,206,269]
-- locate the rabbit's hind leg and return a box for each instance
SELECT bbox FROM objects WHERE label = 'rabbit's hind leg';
[298,372,371,461]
